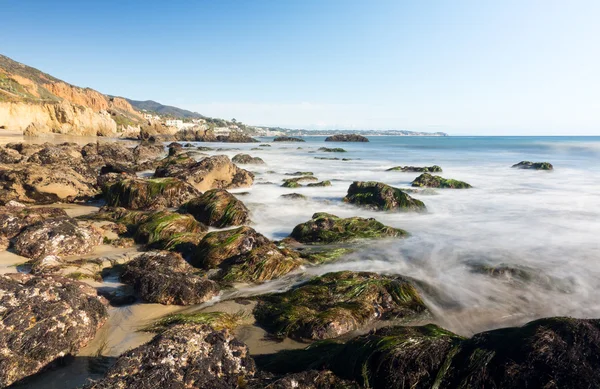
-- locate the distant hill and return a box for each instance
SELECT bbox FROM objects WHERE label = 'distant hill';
[124,99,204,119]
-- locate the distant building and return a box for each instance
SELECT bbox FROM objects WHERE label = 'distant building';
[166,119,184,128]
[143,113,160,121]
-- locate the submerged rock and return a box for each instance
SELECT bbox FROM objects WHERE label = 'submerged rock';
[281,193,308,200]
[273,136,305,142]
[307,180,331,187]
[0,273,107,388]
[104,177,200,210]
[232,153,266,165]
[411,173,472,189]
[282,176,318,188]
[120,251,218,305]
[289,212,407,244]
[192,226,302,283]
[182,189,250,228]
[154,155,254,191]
[84,325,255,388]
[254,271,427,341]
[325,134,369,142]
[285,171,313,176]
[319,147,347,153]
[386,165,442,172]
[343,181,426,211]
[13,217,102,260]
[512,161,554,170]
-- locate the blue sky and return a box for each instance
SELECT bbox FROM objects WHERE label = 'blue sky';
[2,0,599,135]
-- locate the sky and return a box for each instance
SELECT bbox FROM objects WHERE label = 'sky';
[1,0,599,135]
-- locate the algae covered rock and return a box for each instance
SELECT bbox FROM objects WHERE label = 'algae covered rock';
[289,213,407,244]
[104,177,200,210]
[325,134,369,142]
[251,370,360,389]
[281,193,308,200]
[0,205,68,240]
[120,251,219,305]
[0,147,23,164]
[0,273,107,388]
[386,165,442,172]
[343,181,426,211]
[192,226,302,282]
[182,189,250,228]
[83,325,256,389]
[307,180,331,187]
[282,175,318,188]
[273,136,305,142]
[134,211,207,250]
[232,153,266,165]
[411,173,472,189]
[13,217,102,260]
[254,271,427,340]
[319,147,347,152]
[512,161,554,170]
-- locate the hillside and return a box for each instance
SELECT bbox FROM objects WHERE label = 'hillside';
[124,98,204,119]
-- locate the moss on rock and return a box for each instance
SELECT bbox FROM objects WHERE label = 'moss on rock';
[512,161,554,170]
[386,165,442,172]
[411,173,472,189]
[307,180,332,187]
[134,211,206,249]
[343,181,426,211]
[181,189,250,228]
[104,177,200,210]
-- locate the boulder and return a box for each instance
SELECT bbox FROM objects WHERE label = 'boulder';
[13,217,102,260]
[222,131,259,143]
[324,134,369,142]
[0,273,107,388]
[182,189,250,228]
[134,211,207,251]
[386,165,442,172]
[120,251,219,305]
[81,141,136,168]
[83,325,255,389]
[254,271,427,341]
[232,153,266,165]
[411,173,472,189]
[281,176,318,188]
[512,161,554,170]
[154,155,254,192]
[273,136,305,142]
[0,205,68,241]
[0,147,23,164]
[319,147,347,152]
[285,171,313,176]
[307,180,331,187]
[192,226,303,283]
[251,370,360,389]
[343,181,426,211]
[289,212,407,244]
[132,142,165,164]
[103,177,200,210]
[281,193,308,200]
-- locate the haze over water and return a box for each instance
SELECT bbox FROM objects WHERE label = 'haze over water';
[218,135,600,335]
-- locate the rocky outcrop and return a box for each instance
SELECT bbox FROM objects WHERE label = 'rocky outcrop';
[83,324,255,389]
[13,217,102,260]
[307,180,331,187]
[155,155,254,192]
[273,136,305,142]
[512,161,554,170]
[281,193,308,200]
[0,205,67,242]
[104,177,200,210]
[411,173,472,188]
[324,134,369,142]
[386,165,442,172]
[319,147,346,152]
[192,226,302,282]
[232,153,265,165]
[182,189,250,228]
[289,212,407,244]
[0,147,22,164]
[252,370,360,389]
[0,273,107,388]
[281,175,318,188]
[120,251,218,305]
[343,181,426,211]
[81,141,136,168]
[254,271,427,341]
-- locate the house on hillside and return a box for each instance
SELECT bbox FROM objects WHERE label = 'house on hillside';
[165,119,184,128]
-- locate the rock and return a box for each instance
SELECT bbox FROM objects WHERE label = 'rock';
[232,153,266,165]
[134,211,207,251]
[81,142,135,169]
[307,180,331,187]
[0,205,68,241]
[512,161,554,170]
[13,217,102,260]
[132,142,165,163]
[386,165,442,172]
[281,193,308,200]
[343,181,426,211]
[324,134,369,142]
[254,271,427,341]
[4,142,44,157]
[83,325,255,389]
[0,162,98,204]
[0,273,107,388]
[259,144,272,147]
[319,147,347,152]
[197,146,214,151]
[273,136,305,142]
[182,189,250,228]
[289,213,407,244]
[0,147,23,164]
[104,177,200,210]
[27,145,82,165]
[285,171,313,176]
[411,173,472,189]
[154,155,254,191]
[282,176,318,189]
[222,131,259,143]
[252,370,360,389]
[282,181,301,188]
[0,236,9,251]
[120,251,219,305]
[192,226,303,283]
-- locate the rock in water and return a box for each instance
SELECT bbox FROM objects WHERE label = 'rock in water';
[386,165,442,172]
[324,134,369,142]
[273,136,305,142]
[289,212,407,244]
[0,273,107,387]
[182,189,250,228]
[154,155,254,192]
[512,161,554,170]
[83,325,256,389]
[13,217,102,260]
[104,177,200,210]
[254,271,427,341]
[411,173,472,188]
[192,226,302,282]
[343,181,426,211]
[134,211,207,249]
[120,251,219,305]
[232,153,266,165]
